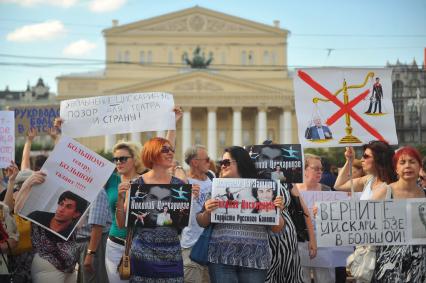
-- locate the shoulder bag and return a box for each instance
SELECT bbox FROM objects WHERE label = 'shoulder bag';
[117,227,133,280]
[189,224,214,266]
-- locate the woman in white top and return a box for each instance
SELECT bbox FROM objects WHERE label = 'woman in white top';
[334,141,397,200]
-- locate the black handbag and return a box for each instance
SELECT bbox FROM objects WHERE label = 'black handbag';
[287,188,309,242]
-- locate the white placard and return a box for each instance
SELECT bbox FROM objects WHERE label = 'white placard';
[0,111,15,168]
[211,178,280,225]
[19,136,115,240]
[298,191,353,267]
[60,92,175,138]
[294,68,397,148]
[316,199,426,247]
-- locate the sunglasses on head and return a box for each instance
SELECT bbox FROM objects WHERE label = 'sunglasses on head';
[219,159,235,167]
[112,156,132,163]
[161,146,175,154]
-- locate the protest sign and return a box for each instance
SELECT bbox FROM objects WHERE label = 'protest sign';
[316,199,426,247]
[246,144,303,183]
[8,105,59,136]
[125,183,192,229]
[19,136,115,240]
[299,191,353,268]
[294,68,397,148]
[406,199,426,245]
[60,92,175,138]
[300,191,350,216]
[0,111,14,168]
[211,178,280,225]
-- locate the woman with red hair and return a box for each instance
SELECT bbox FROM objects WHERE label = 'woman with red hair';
[371,146,426,282]
[116,137,199,283]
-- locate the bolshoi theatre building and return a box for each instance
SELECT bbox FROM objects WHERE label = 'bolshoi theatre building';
[57,6,298,163]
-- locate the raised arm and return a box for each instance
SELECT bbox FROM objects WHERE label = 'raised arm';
[165,106,182,148]
[21,128,37,170]
[14,171,46,213]
[3,161,19,211]
[115,176,131,229]
[334,147,366,192]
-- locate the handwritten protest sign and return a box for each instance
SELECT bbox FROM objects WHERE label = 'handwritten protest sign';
[125,183,192,229]
[299,191,353,268]
[0,111,15,168]
[60,92,175,138]
[19,136,115,240]
[8,105,59,136]
[294,68,397,148]
[211,178,280,225]
[247,144,303,183]
[316,199,426,247]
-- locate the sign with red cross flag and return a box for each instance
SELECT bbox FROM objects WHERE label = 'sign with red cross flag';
[294,68,397,148]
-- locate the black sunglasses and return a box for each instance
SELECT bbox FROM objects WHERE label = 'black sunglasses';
[112,156,132,163]
[161,146,175,154]
[219,159,235,167]
[362,153,372,160]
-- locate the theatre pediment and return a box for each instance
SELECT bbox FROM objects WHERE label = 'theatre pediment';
[104,6,287,36]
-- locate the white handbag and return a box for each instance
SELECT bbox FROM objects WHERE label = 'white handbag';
[346,245,376,282]
[347,185,392,282]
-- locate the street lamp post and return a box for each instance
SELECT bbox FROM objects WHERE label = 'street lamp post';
[407,88,426,144]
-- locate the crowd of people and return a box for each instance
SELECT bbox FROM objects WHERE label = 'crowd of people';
[0,108,426,283]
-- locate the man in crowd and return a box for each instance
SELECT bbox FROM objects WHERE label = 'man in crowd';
[181,145,212,283]
[76,188,111,283]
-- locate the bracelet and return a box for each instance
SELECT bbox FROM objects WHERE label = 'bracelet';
[86,249,96,255]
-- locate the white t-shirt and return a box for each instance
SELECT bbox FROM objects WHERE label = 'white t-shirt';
[180,177,212,248]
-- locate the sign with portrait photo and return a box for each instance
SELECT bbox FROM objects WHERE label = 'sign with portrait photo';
[126,183,192,229]
[246,144,303,183]
[211,178,280,225]
[19,136,115,240]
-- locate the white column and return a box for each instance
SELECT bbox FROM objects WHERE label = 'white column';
[232,107,242,146]
[257,106,267,144]
[182,107,191,165]
[130,132,140,144]
[207,107,217,161]
[156,131,166,138]
[104,134,116,151]
[280,110,293,144]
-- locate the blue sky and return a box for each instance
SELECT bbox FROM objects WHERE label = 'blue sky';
[0,0,425,93]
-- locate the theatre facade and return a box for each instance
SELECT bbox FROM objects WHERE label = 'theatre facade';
[57,6,297,163]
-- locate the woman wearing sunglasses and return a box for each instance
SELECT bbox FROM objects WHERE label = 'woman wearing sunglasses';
[371,146,426,283]
[334,140,397,200]
[105,141,144,283]
[196,146,285,283]
[115,137,199,283]
[106,107,182,283]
